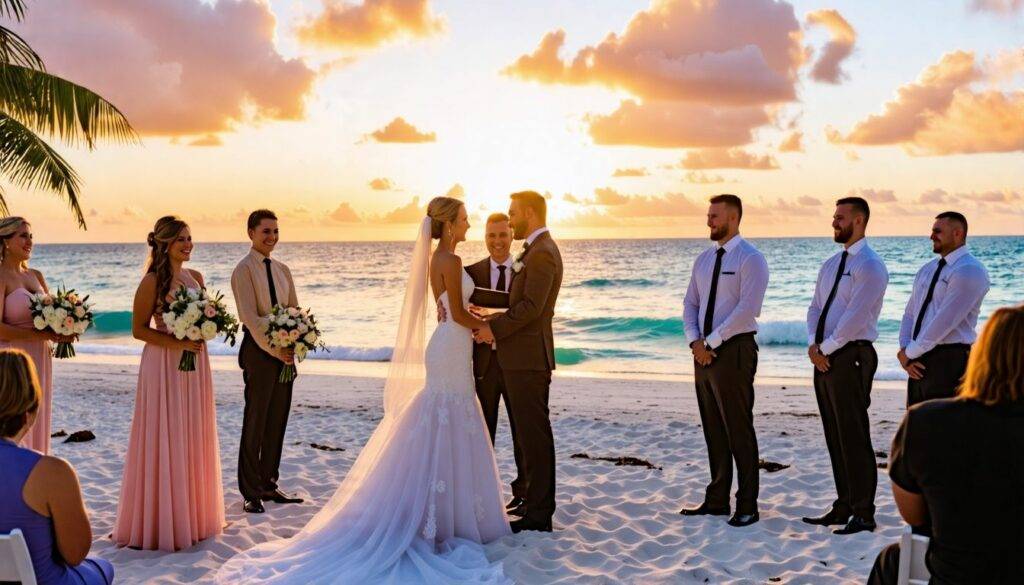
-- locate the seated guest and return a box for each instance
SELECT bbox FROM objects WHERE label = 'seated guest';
[0,349,114,585]
[868,305,1024,585]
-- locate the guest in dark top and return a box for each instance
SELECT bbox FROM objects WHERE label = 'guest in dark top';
[868,304,1024,585]
[0,348,114,585]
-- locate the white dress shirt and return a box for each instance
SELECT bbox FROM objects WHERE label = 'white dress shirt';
[806,238,889,356]
[490,257,513,291]
[683,235,770,349]
[525,227,549,246]
[899,245,989,360]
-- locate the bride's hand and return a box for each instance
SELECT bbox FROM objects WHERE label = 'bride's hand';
[436,303,448,323]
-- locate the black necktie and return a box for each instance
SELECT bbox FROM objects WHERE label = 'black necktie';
[263,258,278,306]
[912,258,947,340]
[815,251,849,345]
[703,248,726,338]
[496,265,507,292]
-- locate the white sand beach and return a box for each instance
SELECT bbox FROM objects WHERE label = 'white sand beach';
[50,358,907,584]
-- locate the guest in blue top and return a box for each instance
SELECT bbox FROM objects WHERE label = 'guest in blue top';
[0,348,114,585]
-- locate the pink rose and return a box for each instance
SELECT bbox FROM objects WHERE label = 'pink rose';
[204,305,217,318]
[288,329,301,342]
[67,293,79,304]
[64,316,75,328]
[41,296,53,306]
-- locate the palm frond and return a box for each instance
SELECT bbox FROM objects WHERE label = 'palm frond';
[0,65,138,148]
[0,0,27,21]
[0,183,8,217]
[0,112,85,227]
[0,26,44,69]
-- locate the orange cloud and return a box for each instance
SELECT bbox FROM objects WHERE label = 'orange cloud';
[16,0,317,136]
[329,202,363,223]
[297,0,445,49]
[445,183,465,199]
[367,117,437,143]
[587,100,771,148]
[847,188,896,203]
[612,167,649,177]
[683,171,725,184]
[594,187,630,205]
[797,195,821,206]
[369,177,395,190]
[832,50,1024,155]
[188,134,223,147]
[805,9,856,84]
[679,148,780,170]
[380,196,426,222]
[779,131,804,152]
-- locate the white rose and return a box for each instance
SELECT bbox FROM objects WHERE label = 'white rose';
[163,312,176,326]
[54,307,68,321]
[286,318,296,327]
[186,325,202,341]
[276,314,289,325]
[287,307,299,317]
[73,321,88,335]
[42,305,55,319]
[184,306,201,323]
[303,332,318,345]
[32,316,47,330]
[297,323,309,334]
[200,321,218,340]
[173,321,188,339]
[512,261,524,273]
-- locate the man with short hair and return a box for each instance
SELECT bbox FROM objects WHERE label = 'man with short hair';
[803,197,888,535]
[231,209,304,514]
[898,211,989,406]
[679,194,769,528]
[464,212,526,514]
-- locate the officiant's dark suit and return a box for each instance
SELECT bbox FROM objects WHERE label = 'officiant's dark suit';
[489,224,563,525]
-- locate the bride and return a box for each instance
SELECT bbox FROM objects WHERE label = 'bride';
[217,196,512,583]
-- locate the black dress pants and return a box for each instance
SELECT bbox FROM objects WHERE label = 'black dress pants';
[237,332,294,500]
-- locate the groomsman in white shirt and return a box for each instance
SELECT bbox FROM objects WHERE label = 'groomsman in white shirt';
[680,194,769,528]
[803,196,888,536]
[898,211,989,406]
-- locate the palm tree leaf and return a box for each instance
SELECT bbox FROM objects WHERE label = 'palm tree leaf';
[0,0,27,21]
[0,183,9,217]
[0,112,85,227]
[0,65,138,148]
[0,26,44,69]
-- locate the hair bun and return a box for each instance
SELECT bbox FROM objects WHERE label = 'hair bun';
[146,232,157,246]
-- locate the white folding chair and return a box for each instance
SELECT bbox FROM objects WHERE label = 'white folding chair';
[897,524,931,585]
[0,529,37,585]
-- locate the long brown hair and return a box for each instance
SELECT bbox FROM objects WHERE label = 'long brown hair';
[958,305,1024,406]
[0,349,41,438]
[0,216,29,269]
[145,215,189,312]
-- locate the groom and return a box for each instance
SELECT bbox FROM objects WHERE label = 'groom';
[474,191,563,533]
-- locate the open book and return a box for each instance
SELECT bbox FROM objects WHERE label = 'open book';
[469,287,509,310]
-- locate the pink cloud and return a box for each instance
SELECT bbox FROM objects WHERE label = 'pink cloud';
[367,117,436,143]
[188,134,223,147]
[297,0,445,49]
[779,131,804,152]
[847,188,897,203]
[679,148,780,170]
[587,100,770,148]
[970,0,1024,14]
[329,202,362,223]
[805,10,856,84]
[16,0,317,136]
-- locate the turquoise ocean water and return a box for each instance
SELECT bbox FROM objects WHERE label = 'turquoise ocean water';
[25,236,1022,381]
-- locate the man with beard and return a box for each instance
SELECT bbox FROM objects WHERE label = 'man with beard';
[680,194,769,528]
[803,197,888,535]
[897,211,989,406]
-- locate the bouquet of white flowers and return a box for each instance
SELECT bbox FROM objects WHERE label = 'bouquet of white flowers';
[264,305,326,383]
[162,285,240,371]
[28,286,93,358]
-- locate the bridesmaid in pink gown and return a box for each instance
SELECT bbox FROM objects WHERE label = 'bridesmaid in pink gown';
[113,216,225,551]
[0,217,73,455]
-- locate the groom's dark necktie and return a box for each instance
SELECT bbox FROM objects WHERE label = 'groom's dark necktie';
[912,258,946,340]
[815,251,849,345]
[264,257,278,306]
[703,247,726,338]
[496,264,507,292]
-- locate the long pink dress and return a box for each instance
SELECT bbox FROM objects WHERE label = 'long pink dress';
[113,272,225,551]
[1,288,52,455]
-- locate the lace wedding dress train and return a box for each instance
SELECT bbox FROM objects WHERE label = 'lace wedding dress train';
[216,268,512,584]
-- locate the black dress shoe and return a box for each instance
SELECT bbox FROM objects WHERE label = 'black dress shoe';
[679,503,730,516]
[801,509,851,526]
[727,511,759,527]
[510,517,552,533]
[833,516,876,535]
[506,496,525,511]
[507,502,528,517]
[243,498,265,514]
[262,489,304,504]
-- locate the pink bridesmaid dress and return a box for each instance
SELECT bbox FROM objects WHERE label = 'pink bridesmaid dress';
[1,288,52,455]
[113,271,225,551]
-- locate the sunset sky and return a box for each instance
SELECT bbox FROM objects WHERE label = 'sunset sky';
[8,0,1024,242]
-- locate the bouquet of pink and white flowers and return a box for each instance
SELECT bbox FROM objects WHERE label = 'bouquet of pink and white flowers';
[28,286,93,358]
[263,305,326,383]
[162,285,240,371]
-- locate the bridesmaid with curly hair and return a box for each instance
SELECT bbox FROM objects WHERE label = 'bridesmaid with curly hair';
[113,215,225,551]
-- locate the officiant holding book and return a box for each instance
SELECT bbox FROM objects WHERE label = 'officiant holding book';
[464,212,526,515]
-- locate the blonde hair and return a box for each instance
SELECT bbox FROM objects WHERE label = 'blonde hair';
[0,349,41,437]
[0,216,29,269]
[958,305,1024,406]
[427,196,463,239]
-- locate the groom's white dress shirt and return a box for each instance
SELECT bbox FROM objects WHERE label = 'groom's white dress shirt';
[525,227,549,247]
[490,257,513,291]
[806,238,889,356]
[683,235,770,350]
[898,245,989,360]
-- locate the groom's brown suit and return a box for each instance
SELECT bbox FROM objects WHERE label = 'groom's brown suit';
[488,231,563,523]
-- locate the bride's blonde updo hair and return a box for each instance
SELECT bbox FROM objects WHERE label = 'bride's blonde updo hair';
[427,196,463,240]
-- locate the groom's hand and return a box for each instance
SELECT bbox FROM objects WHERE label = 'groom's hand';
[690,340,715,366]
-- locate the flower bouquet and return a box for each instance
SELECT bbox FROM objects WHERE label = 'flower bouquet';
[162,285,240,371]
[29,286,93,358]
[264,305,326,383]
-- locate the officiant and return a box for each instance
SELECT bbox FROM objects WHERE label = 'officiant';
[465,212,526,516]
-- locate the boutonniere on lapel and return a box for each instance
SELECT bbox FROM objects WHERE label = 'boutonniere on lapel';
[511,247,528,274]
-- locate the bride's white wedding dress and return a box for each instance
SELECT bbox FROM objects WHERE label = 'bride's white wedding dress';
[217,233,512,583]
